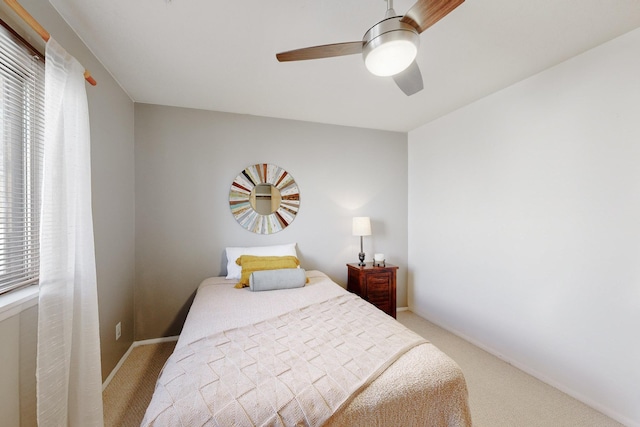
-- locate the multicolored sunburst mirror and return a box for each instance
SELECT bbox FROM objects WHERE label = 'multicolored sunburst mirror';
[229,164,300,234]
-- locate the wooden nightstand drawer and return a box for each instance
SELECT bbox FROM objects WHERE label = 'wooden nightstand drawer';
[368,286,390,302]
[367,274,391,290]
[346,263,398,318]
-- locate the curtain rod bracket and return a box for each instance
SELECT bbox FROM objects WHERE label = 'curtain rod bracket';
[4,0,97,86]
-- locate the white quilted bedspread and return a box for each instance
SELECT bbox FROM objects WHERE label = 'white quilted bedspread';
[142,293,426,426]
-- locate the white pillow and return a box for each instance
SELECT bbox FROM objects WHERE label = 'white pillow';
[225,243,298,279]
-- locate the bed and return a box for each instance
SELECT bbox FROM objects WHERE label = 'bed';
[142,270,472,426]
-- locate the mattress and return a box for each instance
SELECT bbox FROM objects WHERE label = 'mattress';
[142,270,472,426]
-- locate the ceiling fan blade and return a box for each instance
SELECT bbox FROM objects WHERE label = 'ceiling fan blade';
[401,0,465,34]
[392,61,423,96]
[276,41,363,62]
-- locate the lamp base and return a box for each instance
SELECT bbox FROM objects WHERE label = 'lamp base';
[358,252,366,266]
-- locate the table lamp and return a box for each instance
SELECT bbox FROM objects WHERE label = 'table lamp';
[352,217,371,266]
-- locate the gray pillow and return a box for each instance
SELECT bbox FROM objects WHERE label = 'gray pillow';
[249,268,306,292]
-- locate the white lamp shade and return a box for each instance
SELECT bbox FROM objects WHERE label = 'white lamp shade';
[352,217,371,236]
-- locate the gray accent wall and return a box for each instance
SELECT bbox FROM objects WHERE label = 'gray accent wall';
[22,0,136,378]
[134,104,408,340]
[0,1,135,424]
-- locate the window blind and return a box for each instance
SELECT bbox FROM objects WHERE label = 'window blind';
[0,21,45,295]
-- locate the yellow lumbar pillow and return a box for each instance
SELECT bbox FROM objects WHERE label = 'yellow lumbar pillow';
[235,255,300,288]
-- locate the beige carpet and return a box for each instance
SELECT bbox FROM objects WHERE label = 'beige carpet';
[103,313,623,427]
[103,340,176,427]
[397,311,623,427]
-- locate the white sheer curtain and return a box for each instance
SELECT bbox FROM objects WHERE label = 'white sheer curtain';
[37,37,104,426]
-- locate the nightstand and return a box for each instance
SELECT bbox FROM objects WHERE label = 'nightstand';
[346,263,398,318]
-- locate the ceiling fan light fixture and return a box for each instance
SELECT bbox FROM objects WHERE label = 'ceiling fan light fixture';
[363,18,420,77]
[364,36,418,76]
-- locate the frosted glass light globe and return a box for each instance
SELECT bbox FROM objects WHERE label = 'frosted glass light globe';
[364,38,418,76]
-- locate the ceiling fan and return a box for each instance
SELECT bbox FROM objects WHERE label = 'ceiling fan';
[276,0,465,96]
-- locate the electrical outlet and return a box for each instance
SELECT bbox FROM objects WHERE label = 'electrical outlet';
[115,322,121,341]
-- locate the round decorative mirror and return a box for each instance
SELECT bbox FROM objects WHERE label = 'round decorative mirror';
[229,164,300,234]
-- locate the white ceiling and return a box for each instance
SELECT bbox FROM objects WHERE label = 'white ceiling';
[49,0,640,132]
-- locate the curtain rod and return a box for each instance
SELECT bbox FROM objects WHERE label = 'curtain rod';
[3,0,97,86]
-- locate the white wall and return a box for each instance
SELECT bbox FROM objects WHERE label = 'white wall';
[135,104,408,340]
[408,28,640,426]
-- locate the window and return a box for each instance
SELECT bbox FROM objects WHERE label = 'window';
[0,21,45,295]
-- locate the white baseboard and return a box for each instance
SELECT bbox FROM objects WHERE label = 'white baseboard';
[397,306,409,312]
[134,336,179,347]
[408,308,638,427]
[102,344,134,391]
[102,335,179,391]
